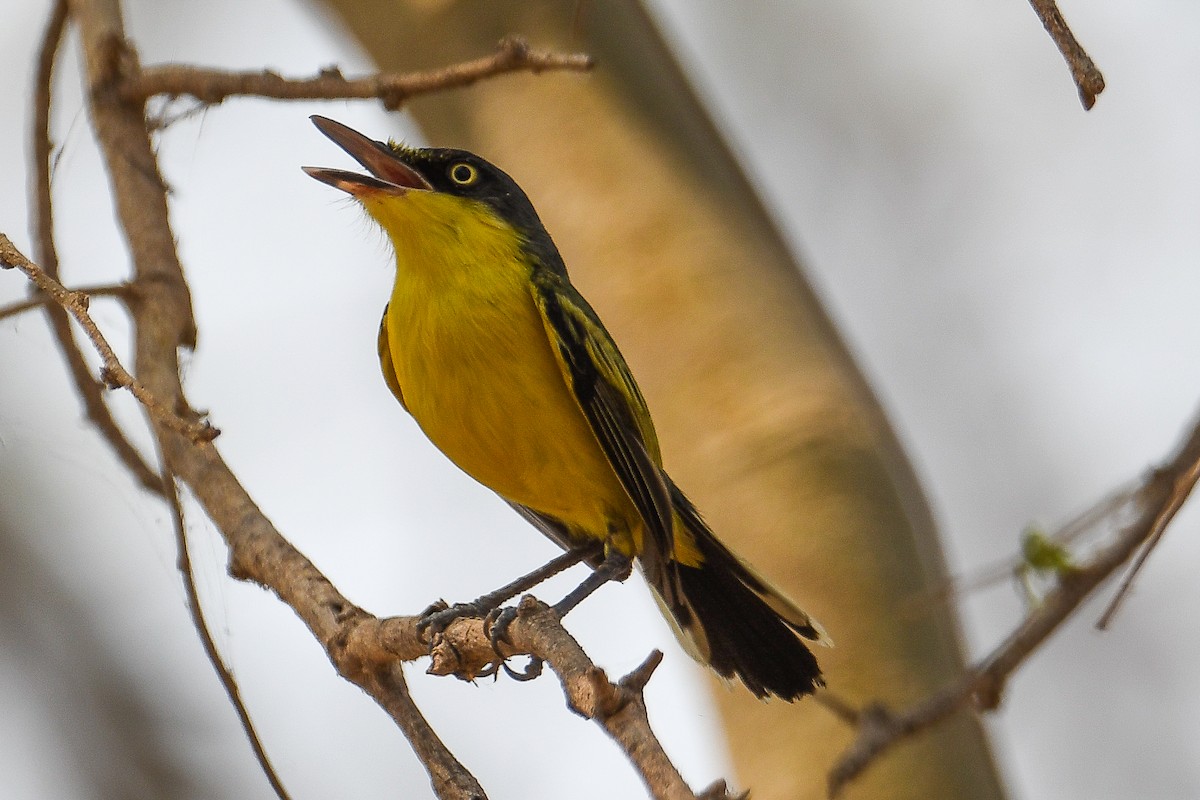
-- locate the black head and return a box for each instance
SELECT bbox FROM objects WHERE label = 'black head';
[303,115,559,267]
[394,145,551,242]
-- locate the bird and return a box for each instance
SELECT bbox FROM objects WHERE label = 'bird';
[303,115,829,700]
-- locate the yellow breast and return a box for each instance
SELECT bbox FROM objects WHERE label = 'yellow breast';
[373,192,637,540]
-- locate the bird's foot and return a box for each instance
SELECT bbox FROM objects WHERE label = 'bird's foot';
[417,598,490,643]
[484,603,543,682]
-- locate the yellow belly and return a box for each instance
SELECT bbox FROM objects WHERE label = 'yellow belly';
[385,265,638,545]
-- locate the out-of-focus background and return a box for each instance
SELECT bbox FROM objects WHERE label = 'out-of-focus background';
[2,1,1198,798]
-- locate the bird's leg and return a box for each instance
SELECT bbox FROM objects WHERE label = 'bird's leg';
[417,543,600,639]
[488,548,633,645]
[552,549,633,616]
[485,548,632,682]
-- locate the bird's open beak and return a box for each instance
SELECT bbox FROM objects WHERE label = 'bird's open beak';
[302,115,431,196]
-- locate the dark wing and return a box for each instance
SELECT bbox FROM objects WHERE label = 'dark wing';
[529,270,675,563]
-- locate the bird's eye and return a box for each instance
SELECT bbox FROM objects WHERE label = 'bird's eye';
[449,162,479,186]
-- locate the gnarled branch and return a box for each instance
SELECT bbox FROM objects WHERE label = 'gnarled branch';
[335,599,725,800]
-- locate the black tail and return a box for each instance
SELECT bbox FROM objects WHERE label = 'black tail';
[647,482,828,701]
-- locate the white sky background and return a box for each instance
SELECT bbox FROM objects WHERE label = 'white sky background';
[1,1,1198,798]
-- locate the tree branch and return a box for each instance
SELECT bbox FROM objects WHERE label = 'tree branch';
[121,35,593,110]
[164,472,292,800]
[28,0,164,494]
[1095,451,1199,628]
[432,599,717,800]
[827,408,1200,796]
[333,598,727,800]
[1026,0,1106,109]
[0,236,217,443]
[0,283,130,321]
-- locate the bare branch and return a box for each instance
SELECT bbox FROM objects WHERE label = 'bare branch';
[0,283,130,321]
[827,408,1200,796]
[28,0,163,494]
[355,599,729,800]
[164,473,293,800]
[122,35,594,110]
[1097,450,1200,628]
[29,0,66,273]
[0,236,218,443]
[901,482,1137,620]
[1026,0,1106,109]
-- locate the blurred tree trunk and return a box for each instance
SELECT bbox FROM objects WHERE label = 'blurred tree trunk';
[315,2,1008,797]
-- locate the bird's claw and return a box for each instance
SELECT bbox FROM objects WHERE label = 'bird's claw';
[501,655,544,682]
[482,604,543,682]
[417,600,483,641]
[418,599,449,620]
[484,605,520,648]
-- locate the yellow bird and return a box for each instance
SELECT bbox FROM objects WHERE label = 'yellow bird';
[304,116,828,700]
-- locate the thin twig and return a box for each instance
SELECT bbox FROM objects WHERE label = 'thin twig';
[0,235,217,443]
[28,0,164,494]
[901,482,1137,619]
[360,661,488,800]
[30,0,67,274]
[812,690,861,725]
[163,472,293,800]
[1026,0,1106,109]
[122,36,593,110]
[0,283,130,321]
[1097,453,1200,628]
[827,409,1200,797]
